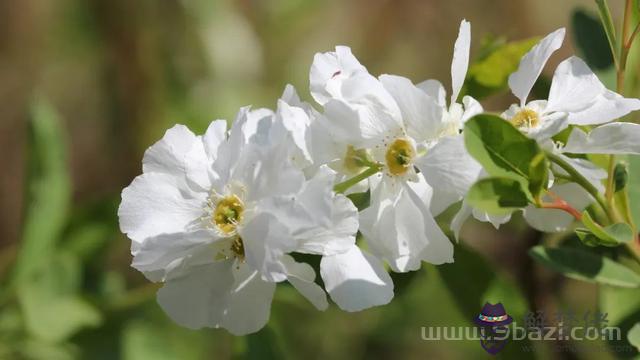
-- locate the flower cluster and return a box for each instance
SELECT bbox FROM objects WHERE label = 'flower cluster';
[118,20,640,335]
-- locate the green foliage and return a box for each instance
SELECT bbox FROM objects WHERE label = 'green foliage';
[346,191,370,211]
[576,211,634,247]
[464,114,549,200]
[464,37,539,99]
[571,9,614,70]
[466,177,531,215]
[12,100,71,285]
[529,246,640,288]
[17,252,102,343]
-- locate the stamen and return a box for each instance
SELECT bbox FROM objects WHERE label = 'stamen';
[385,138,415,176]
[510,109,540,129]
[213,195,244,234]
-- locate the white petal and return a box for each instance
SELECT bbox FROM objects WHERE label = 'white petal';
[142,125,198,176]
[309,46,368,105]
[529,112,568,140]
[203,120,228,160]
[546,56,604,113]
[508,28,565,106]
[379,74,443,142]
[156,260,234,330]
[239,211,295,283]
[281,255,328,311]
[219,263,277,335]
[417,79,447,107]
[414,135,482,210]
[563,123,640,154]
[567,90,640,125]
[320,245,393,312]
[337,73,404,145]
[294,166,358,255]
[118,173,206,243]
[451,201,472,241]
[360,178,453,272]
[472,208,512,228]
[132,230,220,280]
[461,95,483,123]
[451,19,471,103]
[523,182,592,232]
[231,140,305,202]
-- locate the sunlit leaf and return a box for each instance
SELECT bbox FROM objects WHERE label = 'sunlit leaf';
[465,37,539,99]
[464,114,548,198]
[466,177,531,215]
[529,246,640,287]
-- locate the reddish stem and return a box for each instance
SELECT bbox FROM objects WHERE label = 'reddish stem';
[540,198,583,221]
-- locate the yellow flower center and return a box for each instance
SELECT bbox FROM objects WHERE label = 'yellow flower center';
[385,138,415,176]
[510,109,540,129]
[343,145,370,174]
[213,195,244,234]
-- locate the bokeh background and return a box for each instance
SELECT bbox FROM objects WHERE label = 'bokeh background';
[1,0,640,359]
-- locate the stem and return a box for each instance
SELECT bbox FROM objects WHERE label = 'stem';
[333,165,381,194]
[546,151,614,222]
[540,200,583,221]
[595,0,620,68]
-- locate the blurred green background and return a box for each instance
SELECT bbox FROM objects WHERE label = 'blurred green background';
[1,0,640,359]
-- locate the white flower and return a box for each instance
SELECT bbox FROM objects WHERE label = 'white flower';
[118,103,359,334]
[503,28,640,141]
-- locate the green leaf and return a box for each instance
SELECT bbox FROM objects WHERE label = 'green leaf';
[629,323,640,351]
[17,252,102,343]
[572,9,614,70]
[464,114,548,198]
[581,211,634,246]
[466,177,531,215]
[529,246,640,287]
[465,37,539,99]
[13,100,71,285]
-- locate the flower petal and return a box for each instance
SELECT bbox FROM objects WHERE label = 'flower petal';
[294,166,359,255]
[156,260,235,330]
[142,125,199,176]
[118,173,206,243]
[239,211,296,283]
[219,263,277,335]
[309,46,368,105]
[416,79,447,107]
[132,230,221,281]
[563,123,640,155]
[508,28,565,106]
[546,56,604,113]
[567,90,640,125]
[461,96,483,123]
[320,245,393,312]
[281,255,328,311]
[451,19,471,103]
[360,178,453,272]
[415,135,482,211]
[379,74,443,142]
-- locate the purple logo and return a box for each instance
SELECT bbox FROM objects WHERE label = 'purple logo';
[474,302,513,355]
